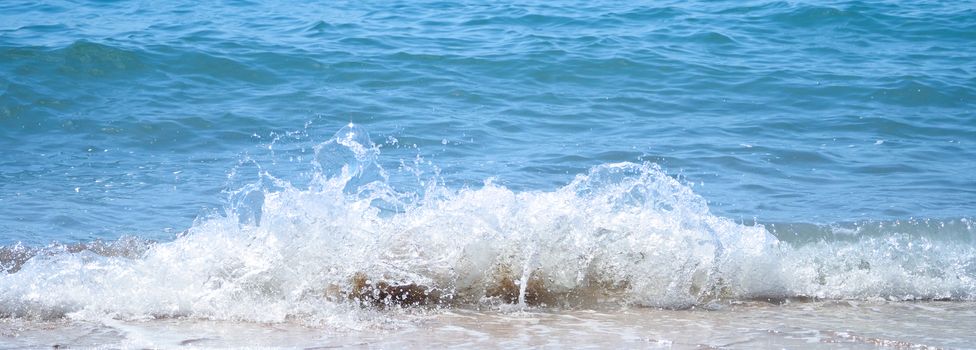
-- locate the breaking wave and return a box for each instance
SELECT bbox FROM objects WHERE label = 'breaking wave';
[1,124,974,326]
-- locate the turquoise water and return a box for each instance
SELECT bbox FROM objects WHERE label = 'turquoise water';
[1,0,976,335]
[2,0,973,244]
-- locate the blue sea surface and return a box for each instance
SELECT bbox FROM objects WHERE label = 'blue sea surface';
[2,1,974,244]
[1,0,976,335]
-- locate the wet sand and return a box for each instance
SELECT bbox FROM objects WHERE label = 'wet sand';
[3,300,974,349]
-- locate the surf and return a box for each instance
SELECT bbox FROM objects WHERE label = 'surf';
[1,124,974,326]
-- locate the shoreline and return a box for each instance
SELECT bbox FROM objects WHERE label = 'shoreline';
[4,300,974,348]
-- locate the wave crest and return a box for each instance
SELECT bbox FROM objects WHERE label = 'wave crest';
[1,125,973,325]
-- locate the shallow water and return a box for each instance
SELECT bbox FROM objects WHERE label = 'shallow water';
[4,301,976,349]
[1,0,975,347]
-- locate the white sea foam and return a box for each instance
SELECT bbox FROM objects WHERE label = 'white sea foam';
[1,125,974,327]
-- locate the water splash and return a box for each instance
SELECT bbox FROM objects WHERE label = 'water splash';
[312,122,385,190]
[1,125,974,327]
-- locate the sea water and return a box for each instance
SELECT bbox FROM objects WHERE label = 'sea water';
[1,0,975,348]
